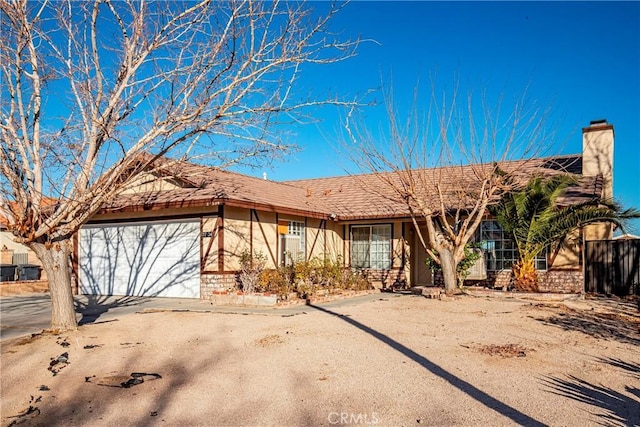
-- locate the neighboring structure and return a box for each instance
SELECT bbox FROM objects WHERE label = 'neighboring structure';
[76,121,615,299]
[1,219,46,283]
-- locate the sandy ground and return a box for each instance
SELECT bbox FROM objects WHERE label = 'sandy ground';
[1,293,639,427]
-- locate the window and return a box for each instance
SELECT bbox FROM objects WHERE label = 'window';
[281,220,305,265]
[479,220,547,271]
[351,225,392,269]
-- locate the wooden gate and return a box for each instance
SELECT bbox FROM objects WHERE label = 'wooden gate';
[584,239,640,296]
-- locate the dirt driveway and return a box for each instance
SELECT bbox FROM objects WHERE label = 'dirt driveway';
[1,293,638,426]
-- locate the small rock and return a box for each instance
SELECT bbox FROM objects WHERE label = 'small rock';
[56,338,70,347]
[83,344,102,349]
[48,352,70,376]
[93,373,162,388]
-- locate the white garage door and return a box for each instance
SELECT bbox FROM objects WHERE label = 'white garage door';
[79,220,200,298]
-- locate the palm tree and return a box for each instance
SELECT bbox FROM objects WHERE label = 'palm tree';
[490,175,639,291]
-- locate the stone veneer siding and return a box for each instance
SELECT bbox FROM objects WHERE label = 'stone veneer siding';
[201,273,238,299]
[435,269,584,294]
[362,268,407,289]
[537,270,584,293]
[201,269,407,298]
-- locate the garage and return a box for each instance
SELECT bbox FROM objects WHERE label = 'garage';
[79,220,201,298]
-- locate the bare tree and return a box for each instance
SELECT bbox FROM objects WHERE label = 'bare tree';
[0,0,359,330]
[343,81,555,294]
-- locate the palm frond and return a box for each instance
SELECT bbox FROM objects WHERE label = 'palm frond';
[492,174,640,263]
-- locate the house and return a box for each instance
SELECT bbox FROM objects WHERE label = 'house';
[76,120,615,299]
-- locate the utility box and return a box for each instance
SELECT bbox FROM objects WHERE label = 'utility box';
[1,264,17,282]
[17,264,41,281]
[466,249,487,280]
[12,253,29,265]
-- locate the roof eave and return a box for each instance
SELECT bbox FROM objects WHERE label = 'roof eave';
[97,196,331,221]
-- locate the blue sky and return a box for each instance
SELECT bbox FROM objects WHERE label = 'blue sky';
[243,1,640,231]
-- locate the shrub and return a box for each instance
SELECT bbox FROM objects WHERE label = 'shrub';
[341,267,371,291]
[258,266,295,298]
[256,254,373,299]
[238,250,267,295]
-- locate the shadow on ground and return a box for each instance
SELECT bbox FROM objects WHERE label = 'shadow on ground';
[596,357,640,380]
[0,294,51,314]
[309,303,545,426]
[541,374,640,426]
[2,321,319,426]
[74,295,150,325]
[534,303,640,346]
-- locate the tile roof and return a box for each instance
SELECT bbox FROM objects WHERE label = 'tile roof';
[101,158,332,218]
[100,153,602,220]
[285,154,600,219]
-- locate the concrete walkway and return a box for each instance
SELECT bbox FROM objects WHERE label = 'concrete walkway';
[0,291,391,341]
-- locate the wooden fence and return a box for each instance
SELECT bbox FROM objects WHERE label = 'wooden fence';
[584,239,640,296]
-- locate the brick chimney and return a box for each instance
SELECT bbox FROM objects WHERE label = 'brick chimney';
[582,119,614,200]
[582,119,614,239]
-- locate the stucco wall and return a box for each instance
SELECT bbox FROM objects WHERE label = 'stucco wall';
[392,222,405,269]
[324,221,344,263]
[201,215,219,272]
[304,217,324,260]
[224,206,254,270]
[548,230,581,269]
[548,225,612,269]
[119,172,183,194]
[1,231,29,254]
[407,223,433,287]
[583,222,613,241]
[581,122,614,241]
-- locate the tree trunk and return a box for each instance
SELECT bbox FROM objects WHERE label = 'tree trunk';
[29,239,78,331]
[512,259,539,292]
[439,250,459,295]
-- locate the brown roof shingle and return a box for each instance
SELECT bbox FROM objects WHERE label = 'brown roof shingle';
[102,159,333,218]
[285,154,599,219]
[100,153,602,220]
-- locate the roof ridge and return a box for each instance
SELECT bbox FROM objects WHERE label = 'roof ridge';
[148,155,310,192]
[283,153,583,183]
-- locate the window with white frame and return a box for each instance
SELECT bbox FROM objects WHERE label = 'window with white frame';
[281,220,305,265]
[479,220,547,271]
[351,224,392,269]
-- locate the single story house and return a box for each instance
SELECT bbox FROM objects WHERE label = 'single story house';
[76,120,615,299]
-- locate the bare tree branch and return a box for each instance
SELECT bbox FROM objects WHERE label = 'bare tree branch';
[342,77,555,293]
[0,0,361,330]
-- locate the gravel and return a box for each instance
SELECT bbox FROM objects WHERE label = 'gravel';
[1,293,638,426]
